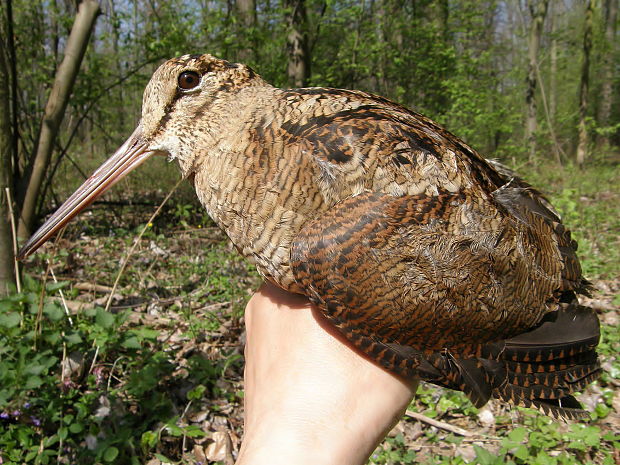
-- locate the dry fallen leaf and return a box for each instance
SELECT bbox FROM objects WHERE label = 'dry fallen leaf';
[455,444,476,462]
[192,444,207,464]
[477,406,496,429]
[205,431,233,464]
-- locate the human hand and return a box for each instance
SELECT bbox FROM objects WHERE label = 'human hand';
[236,282,418,465]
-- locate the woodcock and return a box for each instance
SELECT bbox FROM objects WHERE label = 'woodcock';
[19,54,600,419]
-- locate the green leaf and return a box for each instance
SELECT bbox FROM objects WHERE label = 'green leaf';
[46,281,69,293]
[95,308,115,328]
[534,451,556,465]
[121,336,141,349]
[84,307,97,318]
[25,375,44,389]
[103,446,119,462]
[594,403,611,419]
[43,302,65,321]
[64,331,83,345]
[182,425,208,438]
[165,422,184,437]
[602,431,620,443]
[69,422,84,433]
[474,445,501,465]
[131,327,159,341]
[154,453,174,463]
[141,431,158,448]
[0,312,21,328]
[0,299,17,312]
[187,384,206,401]
[17,428,34,448]
[508,427,528,444]
[513,444,530,461]
[44,330,62,345]
[25,363,46,376]
[44,434,59,448]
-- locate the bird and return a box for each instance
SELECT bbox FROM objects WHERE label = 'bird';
[19,53,600,420]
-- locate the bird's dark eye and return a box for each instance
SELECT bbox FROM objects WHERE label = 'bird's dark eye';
[178,71,200,90]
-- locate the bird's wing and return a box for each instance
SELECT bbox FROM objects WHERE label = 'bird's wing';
[291,189,564,354]
[290,189,599,418]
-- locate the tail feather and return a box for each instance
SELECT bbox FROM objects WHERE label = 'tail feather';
[420,301,600,419]
[500,388,589,421]
[500,303,599,359]
[502,350,597,374]
[507,367,600,396]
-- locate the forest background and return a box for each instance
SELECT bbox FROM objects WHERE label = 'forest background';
[0,0,618,464]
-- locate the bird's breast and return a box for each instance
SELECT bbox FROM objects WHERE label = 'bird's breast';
[192,137,328,291]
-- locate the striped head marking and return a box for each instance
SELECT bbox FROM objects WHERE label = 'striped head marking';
[141,54,264,169]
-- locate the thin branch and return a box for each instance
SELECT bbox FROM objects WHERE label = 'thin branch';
[105,177,185,311]
[405,410,474,437]
[6,187,21,293]
[46,259,73,326]
[6,0,19,178]
[534,60,565,164]
[56,57,160,165]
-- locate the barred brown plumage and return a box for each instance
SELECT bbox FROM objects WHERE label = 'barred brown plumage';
[19,53,600,420]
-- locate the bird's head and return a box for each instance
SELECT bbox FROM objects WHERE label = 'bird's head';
[18,54,263,259]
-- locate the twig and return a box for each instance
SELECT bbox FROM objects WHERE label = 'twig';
[88,344,100,376]
[534,59,566,164]
[190,300,239,314]
[33,230,67,340]
[47,259,73,326]
[105,177,185,311]
[107,356,126,391]
[74,282,114,293]
[405,410,474,437]
[180,399,193,452]
[6,187,22,293]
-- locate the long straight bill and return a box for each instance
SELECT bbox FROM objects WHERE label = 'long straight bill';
[18,127,153,259]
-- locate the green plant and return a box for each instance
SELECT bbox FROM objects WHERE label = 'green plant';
[0,274,237,464]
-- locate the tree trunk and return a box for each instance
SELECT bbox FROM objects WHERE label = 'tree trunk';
[0,35,16,296]
[17,0,100,239]
[548,0,562,163]
[525,0,549,161]
[549,0,557,131]
[236,0,257,63]
[109,1,125,133]
[285,0,310,87]
[5,0,19,182]
[433,0,449,41]
[576,0,594,167]
[596,0,617,148]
